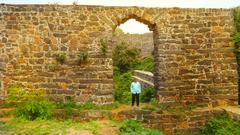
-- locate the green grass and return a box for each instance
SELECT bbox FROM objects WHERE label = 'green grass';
[0,118,164,135]
[0,118,101,135]
[56,101,120,111]
[119,119,164,135]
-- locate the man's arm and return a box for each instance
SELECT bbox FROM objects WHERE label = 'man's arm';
[130,82,133,93]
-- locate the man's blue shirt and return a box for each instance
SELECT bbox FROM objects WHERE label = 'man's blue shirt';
[131,82,141,94]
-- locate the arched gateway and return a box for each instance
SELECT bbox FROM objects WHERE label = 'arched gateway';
[0,4,238,107]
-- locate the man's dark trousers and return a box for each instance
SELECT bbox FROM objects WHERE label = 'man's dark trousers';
[132,93,139,106]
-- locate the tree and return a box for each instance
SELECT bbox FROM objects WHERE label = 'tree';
[113,42,140,72]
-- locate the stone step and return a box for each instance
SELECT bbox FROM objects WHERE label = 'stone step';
[220,106,240,120]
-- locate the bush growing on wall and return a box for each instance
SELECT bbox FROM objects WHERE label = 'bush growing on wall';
[55,52,66,64]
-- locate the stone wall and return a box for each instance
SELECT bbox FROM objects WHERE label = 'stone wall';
[52,107,225,134]
[0,4,238,106]
[112,33,153,56]
[114,108,225,134]
[133,70,154,90]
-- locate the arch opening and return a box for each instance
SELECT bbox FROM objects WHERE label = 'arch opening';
[111,16,158,104]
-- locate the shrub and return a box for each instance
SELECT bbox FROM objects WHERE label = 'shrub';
[150,98,158,105]
[56,52,66,64]
[55,98,76,119]
[119,119,163,135]
[201,115,240,135]
[234,32,240,46]
[113,43,140,72]
[6,85,29,104]
[6,85,53,120]
[135,56,154,72]
[113,71,132,103]
[119,119,142,133]
[140,87,155,102]
[16,100,53,120]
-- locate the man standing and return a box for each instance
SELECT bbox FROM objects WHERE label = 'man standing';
[130,79,141,107]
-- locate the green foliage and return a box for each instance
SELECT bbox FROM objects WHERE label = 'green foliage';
[113,43,140,72]
[56,100,120,111]
[16,100,53,121]
[201,115,240,135]
[234,32,240,46]
[6,85,53,120]
[77,51,88,65]
[6,85,29,104]
[135,57,154,72]
[78,102,96,110]
[113,70,132,103]
[56,52,66,64]
[100,39,108,56]
[150,98,159,105]
[55,98,76,119]
[77,102,120,110]
[234,7,240,32]
[119,119,164,135]
[234,7,240,98]
[140,87,155,102]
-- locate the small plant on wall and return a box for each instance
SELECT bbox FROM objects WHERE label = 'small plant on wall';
[100,38,108,56]
[56,52,66,64]
[77,51,88,65]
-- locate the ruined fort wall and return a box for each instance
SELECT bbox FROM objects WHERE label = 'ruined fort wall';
[112,33,153,57]
[0,4,237,106]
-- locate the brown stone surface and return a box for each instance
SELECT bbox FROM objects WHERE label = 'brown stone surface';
[0,4,238,106]
[112,33,153,56]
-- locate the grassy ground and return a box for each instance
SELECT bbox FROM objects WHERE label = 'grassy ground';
[0,118,119,135]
